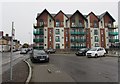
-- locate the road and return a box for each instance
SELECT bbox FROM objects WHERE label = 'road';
[49,54,118,82]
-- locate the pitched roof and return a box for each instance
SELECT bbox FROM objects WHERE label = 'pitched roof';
[36,9,54,20]
[86,12,100,21]
[99,11,115,22]
[54,10,69,19]
[70,10,87,21]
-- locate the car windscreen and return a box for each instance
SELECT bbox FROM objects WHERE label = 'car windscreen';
[89,48,97,51]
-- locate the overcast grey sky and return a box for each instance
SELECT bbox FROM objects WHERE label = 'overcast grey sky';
[1,1,118,44]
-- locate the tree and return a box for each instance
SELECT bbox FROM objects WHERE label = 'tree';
[22,43,29,48]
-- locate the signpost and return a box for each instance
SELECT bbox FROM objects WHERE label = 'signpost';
[10,22,14,80]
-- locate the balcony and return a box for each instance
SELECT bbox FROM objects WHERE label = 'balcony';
[109,39,119,43]
[33,38,44,43]
[71,32,85,35]
[33,23,44,28]
[71,24,84,28]
[107,24,118,29]
[56,39,60,42]
[33,31,44,35]
[56,46,60,49]
[71,39,86,42]
[108,32,118,36]
[95,39,99,42]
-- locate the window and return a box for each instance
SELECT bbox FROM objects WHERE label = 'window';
[49,19,51,25]
[49,37,51,41]
[39,19,44,26]
[56,36,60,42]
[45,44,46,46]
[62,30,64,32]
[56,44,60,49]
[94,30,98,35]
[101,21,103,27]
[49,30,52,34]
[62,44,64,46]
[72,19,75,27]
[94,20,98,28]
[79,20,82,27]
[62,37,64,39]
[66,37,68,42]
[56,29,60,34]
[56,19,60,27]
[94,36,99,42]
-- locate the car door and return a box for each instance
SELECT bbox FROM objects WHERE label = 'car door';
[97,48,101,56]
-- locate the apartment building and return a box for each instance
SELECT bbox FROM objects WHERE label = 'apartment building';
[33,9,118,50]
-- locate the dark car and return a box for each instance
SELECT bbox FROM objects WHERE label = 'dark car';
[30,49,49,63]
[75,48,90,56]
[45,49,56,54]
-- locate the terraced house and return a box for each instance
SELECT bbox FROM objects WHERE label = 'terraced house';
[33,9,118,50]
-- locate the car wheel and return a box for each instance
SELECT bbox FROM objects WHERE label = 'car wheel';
[95,54,98,58]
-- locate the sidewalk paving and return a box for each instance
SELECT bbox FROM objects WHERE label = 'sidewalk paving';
[27,59,75,82]
[2,60,29,83]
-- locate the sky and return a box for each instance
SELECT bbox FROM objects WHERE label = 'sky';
[0,1,119,44]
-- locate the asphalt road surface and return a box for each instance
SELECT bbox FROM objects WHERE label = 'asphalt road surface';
[49,54,118,82]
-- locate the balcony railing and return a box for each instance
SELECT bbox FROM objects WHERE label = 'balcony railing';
[56,39,60,42]
[71,24,84,28]
[71,32,85,35]
[33,23,44,28]
[33,38,44,43]
[107,24,118,29]
[33,31,44,35]
[108,32,118,36]
[71,39,86,42]
[109,39,119,43]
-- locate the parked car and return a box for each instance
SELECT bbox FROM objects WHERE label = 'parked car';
[45,48,56,54]
[86,47,106,58]
[20,48,28,54]
[75,48,90,56]
[30,49,49,63]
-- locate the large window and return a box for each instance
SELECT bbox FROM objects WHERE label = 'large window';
[71,19,75,27]
[39,19,44,26]
[94,30,98,35]
[94,36,99,42]
[56,19,60,27]
[79,20,83,27]
[94,20,98,28]
[56,29,60,34]
[56,36,60,42]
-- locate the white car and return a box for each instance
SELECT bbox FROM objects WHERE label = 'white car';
[86,47,106,58]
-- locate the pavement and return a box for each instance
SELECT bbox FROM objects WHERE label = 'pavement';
[2,60,29,83]
[27,58,75,82]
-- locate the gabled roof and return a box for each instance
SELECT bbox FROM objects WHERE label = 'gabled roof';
[86,12,100,21]
[99,11,115,22]
[54,10,69,19]
[36,9,54,20]
[2,36,12,41]
[70,10,87,21]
